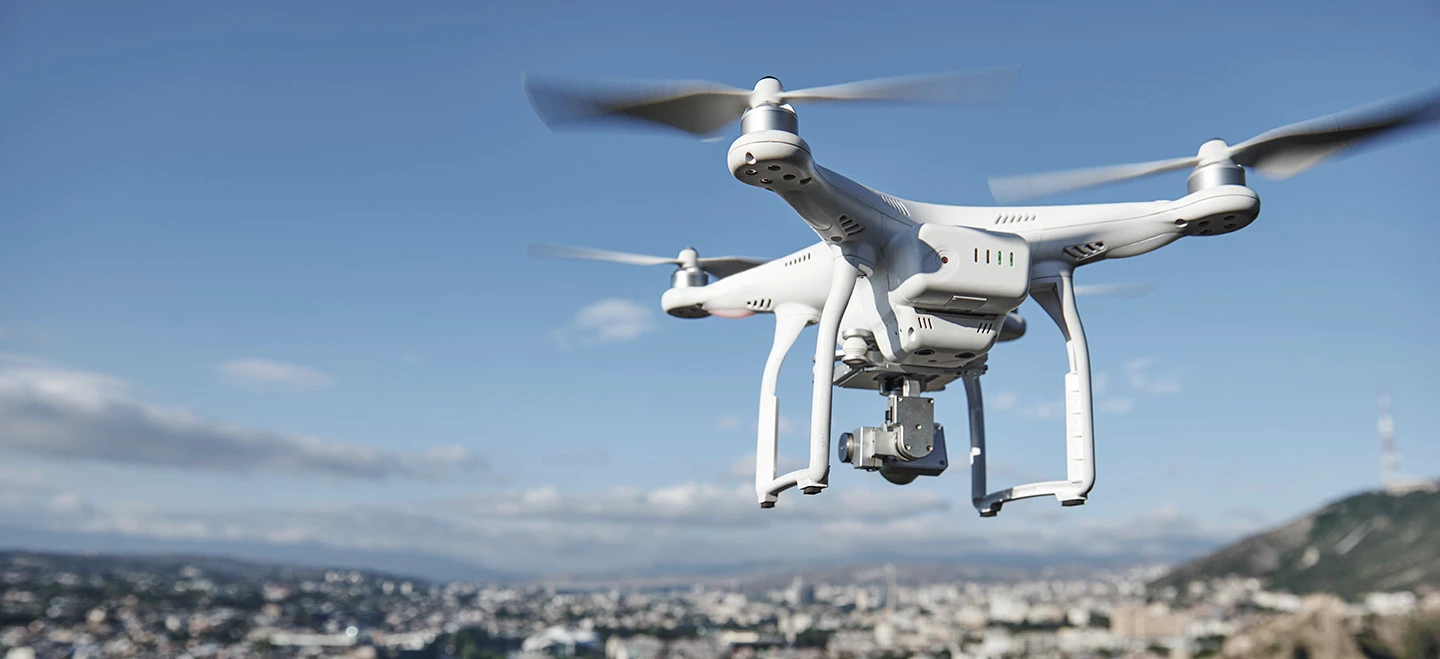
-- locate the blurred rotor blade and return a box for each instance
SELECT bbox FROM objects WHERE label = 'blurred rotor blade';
[526,243,677,267]
[988,156,1199,203]
[522,74,752,136]
[781,67,1021,105]
[1230,88,1440,179]
[696,256,771,279]
[1073,283,1155,297]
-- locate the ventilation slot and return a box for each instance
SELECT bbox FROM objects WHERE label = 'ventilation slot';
[917,316,934,330]
[1063,241,1107,260]
[745,298,773,311]
[837,215,865,237]
[783,252,813,267]
[994,213,1037,225]
[976,322,994,334]
[878,192,911,219]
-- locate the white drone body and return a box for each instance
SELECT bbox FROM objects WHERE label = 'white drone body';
[524,71,1438,515]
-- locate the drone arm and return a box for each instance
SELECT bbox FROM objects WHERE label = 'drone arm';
[763,251,862,501]
[973,265,1095,515]
[756,307,818,506]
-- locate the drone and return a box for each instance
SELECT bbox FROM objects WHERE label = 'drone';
[521,69,1440,515]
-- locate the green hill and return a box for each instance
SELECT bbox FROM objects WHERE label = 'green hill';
[1153,487,1440,600]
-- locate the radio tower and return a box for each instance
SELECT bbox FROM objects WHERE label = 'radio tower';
[1378,395,1437,495]
[1379,395,1398,490]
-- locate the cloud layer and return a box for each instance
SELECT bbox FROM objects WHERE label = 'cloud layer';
[0,462,1253,575]
[0,362,480,480]
[0,358,1246,577]
[218,358,336,392]
[554,299,656,347]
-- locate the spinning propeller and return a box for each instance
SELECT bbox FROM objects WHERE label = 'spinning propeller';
[526,243,768,280]
[1073,283,1154,298]
[989,88,1440,202]
[522,68,1021,137]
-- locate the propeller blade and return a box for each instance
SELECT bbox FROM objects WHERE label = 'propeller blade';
[988,156,1198,203]
[988,87,1440,202]
[527,243,769,279]
[1230,88,1440,179]
[696,257,771,279]
[1073,283,1155,297]
[526,243,677,267]
[522,74,752,136]
[781,68,1021,105]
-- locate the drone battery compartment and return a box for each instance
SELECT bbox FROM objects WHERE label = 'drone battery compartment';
[885,224,1031,362]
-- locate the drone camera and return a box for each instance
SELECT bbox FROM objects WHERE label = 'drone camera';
[839,424,949,484]
[839,376,949,484]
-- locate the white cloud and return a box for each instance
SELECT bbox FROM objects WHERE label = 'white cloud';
[1099,398,1136,414]
[993,359,1179,419]
[421,444,486,471]
[0,360,481,480]
[554,299,657,347]
[726,453,807,481]
[715,414,803,435]
[218,358,336,392]
[1124,358,1183,396]
[1021,400,1064,419]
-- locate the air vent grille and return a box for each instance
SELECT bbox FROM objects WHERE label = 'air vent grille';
[994,213,1037,225]
[837,215,865,237]
[917,315,934,330]
[783,252,813,267]
[745,298,774,311]
[878,192,911,219]
[1063,241,1107,260]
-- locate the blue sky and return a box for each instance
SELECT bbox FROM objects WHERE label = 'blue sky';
[1,1,1437,575]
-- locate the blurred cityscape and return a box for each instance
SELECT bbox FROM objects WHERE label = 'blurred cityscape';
[3,544,1438,659]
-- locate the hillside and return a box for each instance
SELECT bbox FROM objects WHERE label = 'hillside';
[1153,487,1440,600]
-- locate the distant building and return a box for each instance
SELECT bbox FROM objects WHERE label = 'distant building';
[260,630,357,648]
[1365,592,1418,616]
[604,635,663,659]
[520,626,599,657]
[785,576,815,607]
[1110,603,1192,640]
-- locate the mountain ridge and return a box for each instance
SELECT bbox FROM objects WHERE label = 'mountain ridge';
[1152,486,1440,600]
